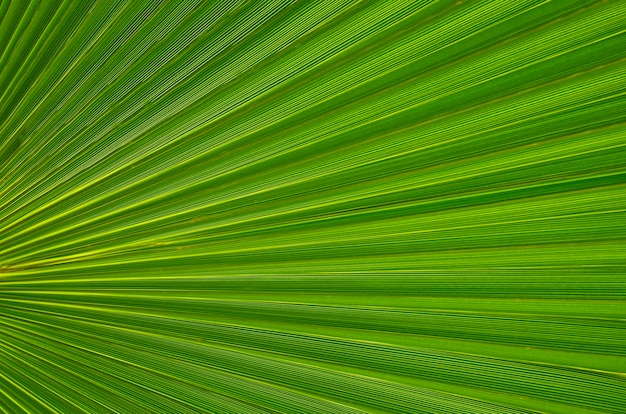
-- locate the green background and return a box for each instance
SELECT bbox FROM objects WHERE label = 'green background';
[0,1,625,412]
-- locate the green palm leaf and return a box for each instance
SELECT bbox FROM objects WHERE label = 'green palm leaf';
[1,1,625,412]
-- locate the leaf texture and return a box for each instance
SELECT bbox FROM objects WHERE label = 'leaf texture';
[0,1,625,413]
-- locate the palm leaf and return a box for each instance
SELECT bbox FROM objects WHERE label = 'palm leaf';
[1,1,625,413]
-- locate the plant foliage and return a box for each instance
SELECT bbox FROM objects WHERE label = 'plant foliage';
[0,1,625,413]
